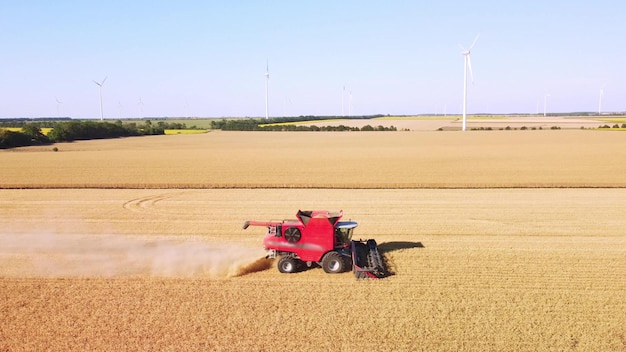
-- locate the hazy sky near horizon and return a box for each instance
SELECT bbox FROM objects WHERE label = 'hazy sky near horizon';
[1,1,625,119]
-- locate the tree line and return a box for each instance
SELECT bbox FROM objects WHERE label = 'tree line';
[1,116,397,149]
[209,116,395,132]
[0,120,165,149]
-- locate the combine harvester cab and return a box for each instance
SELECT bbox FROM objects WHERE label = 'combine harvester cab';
[243,210,386,279]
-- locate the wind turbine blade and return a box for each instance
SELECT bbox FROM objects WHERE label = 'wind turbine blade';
[468,33,480,51]
[467,55,474,84]
[92,80,101,86]
[101,76,108,85]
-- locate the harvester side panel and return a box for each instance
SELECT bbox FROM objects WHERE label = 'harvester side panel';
[296,215,336,262]
[256,216,337,263]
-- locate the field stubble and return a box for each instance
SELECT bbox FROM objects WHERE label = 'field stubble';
[1,188,625,351]
[1,130,625,351]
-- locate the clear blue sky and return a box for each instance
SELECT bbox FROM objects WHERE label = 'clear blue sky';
[1,1,624,119]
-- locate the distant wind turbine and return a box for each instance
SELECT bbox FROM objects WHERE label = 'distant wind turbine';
[544,93,550,117]
[55,97,63,118]
[92,76,107,120]
[460,34,479,131]
[536,99,540,115]
[598,87,605,115]
[341,86,345,116]
[264,60,270,119]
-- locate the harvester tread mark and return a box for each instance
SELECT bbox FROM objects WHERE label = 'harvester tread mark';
[284,227,301,243]
[321,251,346,273]
[277,256,298,273]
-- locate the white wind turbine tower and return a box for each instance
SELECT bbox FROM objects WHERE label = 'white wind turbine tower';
[341,86,345,116]
[92,76,107,120]
[598,87,605,115]
[460,34,479,131]
[55,97,63,118]
[536,99,540,115]
[264,60,270,119]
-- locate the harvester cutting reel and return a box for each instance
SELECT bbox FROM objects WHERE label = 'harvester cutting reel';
[351,239,387,279]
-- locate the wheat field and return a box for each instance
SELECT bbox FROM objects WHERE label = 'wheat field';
[2,130,626,188]
[1,130,625,351]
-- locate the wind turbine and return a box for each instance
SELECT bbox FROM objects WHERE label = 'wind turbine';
[536,99,540,115]
[55,97,63,118]
[598,87,605,115]
[460,34,479,131]
[544,93,550,117]
[264,60,269,119]
[92,76,107,120]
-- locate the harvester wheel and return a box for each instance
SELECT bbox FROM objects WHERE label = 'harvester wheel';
[277,256,298,274]
[321,251,345,274]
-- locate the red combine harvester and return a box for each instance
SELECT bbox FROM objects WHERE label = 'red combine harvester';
[243,210,386,279]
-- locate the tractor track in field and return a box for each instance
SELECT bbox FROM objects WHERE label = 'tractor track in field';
[121,191,192,216]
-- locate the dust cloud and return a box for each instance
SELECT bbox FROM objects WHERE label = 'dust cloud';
[0,233,270,278]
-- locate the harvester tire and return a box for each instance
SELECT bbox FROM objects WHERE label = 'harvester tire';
[321,251,345,274]
[277,256,298,274]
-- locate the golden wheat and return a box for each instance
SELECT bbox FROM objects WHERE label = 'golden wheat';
[0,130,625,351]
[1,188,625,351]
[1,130,626,188]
